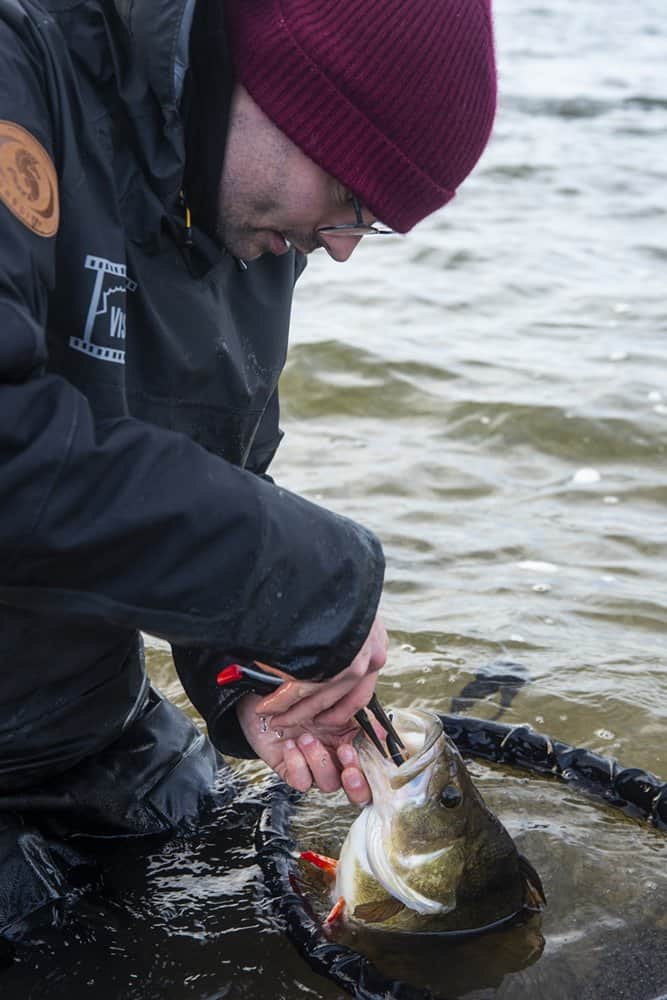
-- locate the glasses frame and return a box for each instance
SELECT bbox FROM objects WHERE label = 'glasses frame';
[317,195,395,238]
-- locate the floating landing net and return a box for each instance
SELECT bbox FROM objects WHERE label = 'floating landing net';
[255,712,667,1000]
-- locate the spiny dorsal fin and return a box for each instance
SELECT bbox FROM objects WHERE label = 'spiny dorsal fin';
[518,853,547,909]
[353,897,405,923]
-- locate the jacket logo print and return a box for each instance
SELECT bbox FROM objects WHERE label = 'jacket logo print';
[69,255,137,365]
[0,120,60,237]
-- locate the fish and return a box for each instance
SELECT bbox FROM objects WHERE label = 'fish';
[329,707,545,933]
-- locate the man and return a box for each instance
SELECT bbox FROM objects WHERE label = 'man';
[0,0,496,939]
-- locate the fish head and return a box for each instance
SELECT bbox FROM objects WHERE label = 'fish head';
[335,708,544,932]
[357,708,473,855]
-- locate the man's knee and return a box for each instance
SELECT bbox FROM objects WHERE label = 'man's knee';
[0,819,87,941]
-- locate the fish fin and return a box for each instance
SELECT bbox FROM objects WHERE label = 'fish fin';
[518,853,547,909]
[299,850,338,876]
[324,896,346,926]
[352,897,406,923]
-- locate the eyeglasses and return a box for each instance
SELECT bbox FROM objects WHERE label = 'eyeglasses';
[317,195,395,238]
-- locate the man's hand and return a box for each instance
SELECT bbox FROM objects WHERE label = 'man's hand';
[254,614,388,729]
[236,693,372,804]
[235,614,388,803]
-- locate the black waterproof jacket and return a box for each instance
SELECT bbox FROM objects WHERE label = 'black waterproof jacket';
[0,0,384,788]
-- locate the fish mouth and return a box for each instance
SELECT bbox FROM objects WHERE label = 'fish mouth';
[355,708,449,796]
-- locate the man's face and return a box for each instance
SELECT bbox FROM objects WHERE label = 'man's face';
[216,85,368,263]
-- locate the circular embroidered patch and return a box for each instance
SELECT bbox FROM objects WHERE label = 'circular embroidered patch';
[0,120,59,237]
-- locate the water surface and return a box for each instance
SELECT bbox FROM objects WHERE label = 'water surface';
[6,0,666,995]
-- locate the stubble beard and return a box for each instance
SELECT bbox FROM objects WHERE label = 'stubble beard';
[214,199,264,261]
[216,209,320,261]
[215,170,321,260]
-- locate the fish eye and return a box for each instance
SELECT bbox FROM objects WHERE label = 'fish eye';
[440,785,463,809]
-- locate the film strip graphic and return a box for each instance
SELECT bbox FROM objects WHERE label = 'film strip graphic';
[69,255,137,365]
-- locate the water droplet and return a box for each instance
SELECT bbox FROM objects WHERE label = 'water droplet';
[509,633,525,643]
[533,583,551,593]
[400,643,416,653]
[421,665,432,673]
[603,495,619,504]
[535,715,544,724]
[392,681,401,688]
[594,728,614,740]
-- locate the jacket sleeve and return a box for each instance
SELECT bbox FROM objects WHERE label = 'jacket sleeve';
[172,383,324,761]
[0,22,385,748]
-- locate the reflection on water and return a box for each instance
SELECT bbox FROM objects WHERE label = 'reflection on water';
[6,0,666,995]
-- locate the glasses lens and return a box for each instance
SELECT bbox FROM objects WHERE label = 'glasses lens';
[318,223,394,238]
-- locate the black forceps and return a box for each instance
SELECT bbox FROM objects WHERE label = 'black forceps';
[354,694,406,766]
[216,662,406,765]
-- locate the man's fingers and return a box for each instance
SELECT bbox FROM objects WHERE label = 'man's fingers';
[295,733,342,794]
[311,673,378,729]
[255,660,368,717]
[275,736,347,795]
[240,693,371,799]
[255,677,320,715]
[272,666,378,729]
[340,765,371,805]
[260,676,360,728]
[280,739,313,793]
[338,743,371,805]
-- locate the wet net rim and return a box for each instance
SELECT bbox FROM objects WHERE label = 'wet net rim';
[256,714,667,1000]
[438,714,667,830]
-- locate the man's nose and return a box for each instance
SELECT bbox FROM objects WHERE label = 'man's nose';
[320,235,364,262]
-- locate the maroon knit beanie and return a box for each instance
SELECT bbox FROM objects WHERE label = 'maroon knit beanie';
[224,0,497,233]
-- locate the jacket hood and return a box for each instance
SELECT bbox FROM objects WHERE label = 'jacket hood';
[115,0,232,241]
[114,0,195,117]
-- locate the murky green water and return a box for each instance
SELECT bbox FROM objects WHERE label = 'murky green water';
[6,0,666,996]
